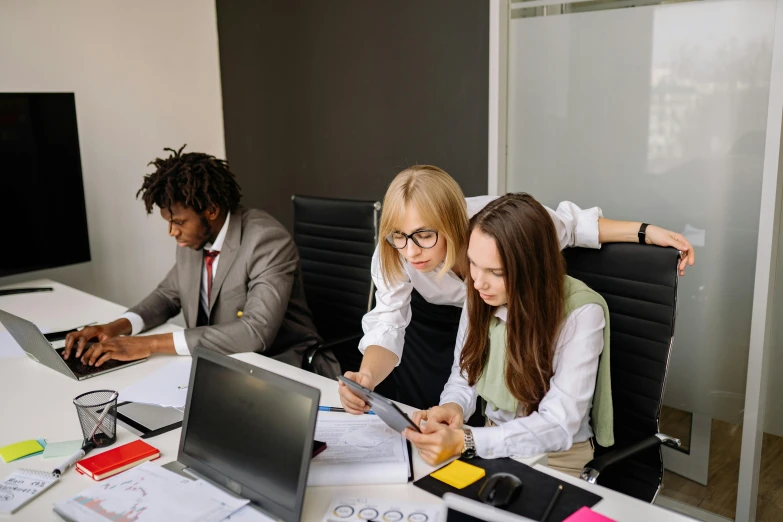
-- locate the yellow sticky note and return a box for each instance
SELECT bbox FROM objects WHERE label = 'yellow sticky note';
[430,460,486,489]
[0,439,44,463]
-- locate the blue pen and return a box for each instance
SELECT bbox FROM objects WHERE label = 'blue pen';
[318,406,375,415]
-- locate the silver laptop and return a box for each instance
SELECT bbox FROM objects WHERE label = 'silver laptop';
[0,309,146,380]
[163,346,320,522]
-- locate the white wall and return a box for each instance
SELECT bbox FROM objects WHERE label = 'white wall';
[0,0,225,308]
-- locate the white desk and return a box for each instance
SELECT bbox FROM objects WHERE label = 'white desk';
[0,280,694,521]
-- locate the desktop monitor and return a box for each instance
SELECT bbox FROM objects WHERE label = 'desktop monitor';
[177,347,320,522]
[0,93,90,277]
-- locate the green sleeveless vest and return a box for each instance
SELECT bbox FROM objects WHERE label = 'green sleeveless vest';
[475,276,614,447]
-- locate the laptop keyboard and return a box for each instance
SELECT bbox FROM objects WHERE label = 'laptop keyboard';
[56,347,130,377]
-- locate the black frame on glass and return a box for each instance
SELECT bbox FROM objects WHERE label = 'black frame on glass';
[385,229,439,249]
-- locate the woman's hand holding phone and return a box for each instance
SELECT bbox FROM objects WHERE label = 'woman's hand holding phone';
[338,371,374,414]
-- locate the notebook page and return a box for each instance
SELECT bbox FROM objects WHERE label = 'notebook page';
[0,469,58,514]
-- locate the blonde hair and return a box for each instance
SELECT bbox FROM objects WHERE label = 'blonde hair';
[378,165,469,287]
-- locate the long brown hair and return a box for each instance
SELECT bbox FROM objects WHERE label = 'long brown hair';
[459,193,566,413]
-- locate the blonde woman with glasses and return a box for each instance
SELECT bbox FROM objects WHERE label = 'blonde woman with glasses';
[339,165,694,415]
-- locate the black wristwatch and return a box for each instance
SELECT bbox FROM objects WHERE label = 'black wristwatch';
[638,223,650,244]
[462,428,476,459]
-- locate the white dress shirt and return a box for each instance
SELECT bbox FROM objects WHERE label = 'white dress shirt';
[358,196,603,364]
[439,303,606,458]
[121,212,232,355]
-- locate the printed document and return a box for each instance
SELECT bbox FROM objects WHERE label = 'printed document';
[118,359,192,408]
[54,462,247,522]
[308,412,410,486]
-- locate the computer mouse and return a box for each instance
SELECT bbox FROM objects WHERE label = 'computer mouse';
[477,472,523,508]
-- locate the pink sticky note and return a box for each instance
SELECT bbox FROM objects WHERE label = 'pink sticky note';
[563,507,616,522]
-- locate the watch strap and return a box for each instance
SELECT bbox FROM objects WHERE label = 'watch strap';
[462,428,476,459]
[638,223,650,244]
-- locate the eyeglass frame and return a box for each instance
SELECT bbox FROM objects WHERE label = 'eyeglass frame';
[384,229,440,249]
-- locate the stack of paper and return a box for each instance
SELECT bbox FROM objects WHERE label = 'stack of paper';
[308,411,410,486]
[118,359,192,409]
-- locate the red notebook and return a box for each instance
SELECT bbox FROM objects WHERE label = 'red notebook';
[75,440,160,481]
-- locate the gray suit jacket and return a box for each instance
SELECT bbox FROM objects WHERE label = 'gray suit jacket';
[128,207,339,377]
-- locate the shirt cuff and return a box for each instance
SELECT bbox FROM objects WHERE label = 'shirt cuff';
[172,330,191,356]
[358,329,405,366]
[120,312,145,336]
[575,206,603,249]
[471,426,506,459]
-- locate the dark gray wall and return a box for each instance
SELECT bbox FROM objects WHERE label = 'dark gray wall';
[216,0,489,229]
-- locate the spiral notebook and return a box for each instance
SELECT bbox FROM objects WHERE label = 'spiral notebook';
[0,468,59,514]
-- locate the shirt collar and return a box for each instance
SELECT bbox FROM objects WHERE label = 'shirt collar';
[494,305,508,322]
[204,211,231,252]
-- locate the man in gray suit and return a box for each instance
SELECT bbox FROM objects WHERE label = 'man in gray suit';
[64,146,339,378]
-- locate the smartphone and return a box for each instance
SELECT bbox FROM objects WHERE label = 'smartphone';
[337,375,420,433]
[312,440,327,458]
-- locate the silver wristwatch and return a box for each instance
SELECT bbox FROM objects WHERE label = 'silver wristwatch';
[462,428,476,459]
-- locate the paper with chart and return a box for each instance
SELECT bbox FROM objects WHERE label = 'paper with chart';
[118,359,192,409]
[308,412,410,486]
[53,462,248,522]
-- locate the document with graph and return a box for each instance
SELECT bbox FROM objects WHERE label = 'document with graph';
[53,462,248,522]
[308,411,411,486]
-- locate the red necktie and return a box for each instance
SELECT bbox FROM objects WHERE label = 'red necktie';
[204,250,220,302]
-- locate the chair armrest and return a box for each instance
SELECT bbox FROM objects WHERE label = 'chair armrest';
[302,333,363,372]
[580,433,681,484]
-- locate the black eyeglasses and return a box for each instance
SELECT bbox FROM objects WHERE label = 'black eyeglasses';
[385,229,439,249]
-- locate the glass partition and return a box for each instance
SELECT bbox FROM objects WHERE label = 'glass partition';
[505,0,776,518]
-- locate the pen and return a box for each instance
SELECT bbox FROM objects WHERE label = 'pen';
[88,392,119,442]
[540,484,563,522]
[318,406,375,415]
[178,384,188,390]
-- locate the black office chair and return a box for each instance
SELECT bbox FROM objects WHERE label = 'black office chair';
[291,195,381,375]
[562,243,682,503]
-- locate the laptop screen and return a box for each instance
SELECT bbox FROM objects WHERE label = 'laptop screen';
[178,349,319,522]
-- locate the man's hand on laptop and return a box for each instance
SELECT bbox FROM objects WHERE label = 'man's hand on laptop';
[63,319,132,360]
[78,336,153,367]
[76,332,177,367]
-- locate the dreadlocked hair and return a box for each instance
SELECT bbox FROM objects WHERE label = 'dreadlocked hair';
[137,145,242,215]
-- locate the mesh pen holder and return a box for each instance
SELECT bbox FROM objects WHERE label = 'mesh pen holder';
[73,390,118,447]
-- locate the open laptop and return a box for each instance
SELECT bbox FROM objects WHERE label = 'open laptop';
[163,346,320,522]
[0,309,146,380]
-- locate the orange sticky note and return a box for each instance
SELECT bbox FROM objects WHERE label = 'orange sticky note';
[430,460,486,489]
